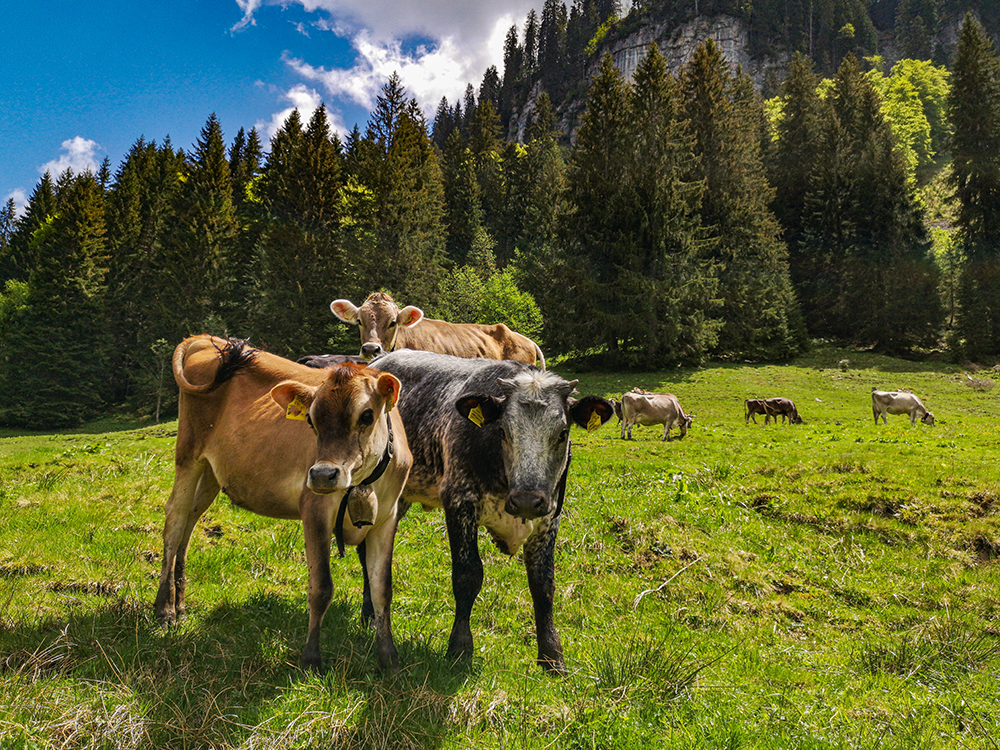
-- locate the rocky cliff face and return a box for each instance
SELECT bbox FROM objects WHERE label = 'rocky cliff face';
[509,14,786,143]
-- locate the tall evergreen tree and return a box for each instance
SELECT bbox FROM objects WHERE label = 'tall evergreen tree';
[801,54,941,350]
[5,173,56,284]
[159,113,240,339]
[0,173,111,428]
[104,137,185,406]
[949,13,1000,358]
[680,40,803,358]
[250,106,348,357]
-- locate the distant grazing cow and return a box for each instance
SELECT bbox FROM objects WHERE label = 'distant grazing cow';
[764,397,804,425]
[745,398,769,424]
[331,292,546,368]
[156,335,411,672]
[297,353,367,368]
[620,391,693,441]
[370,350,613,674]
[872,389,934,426]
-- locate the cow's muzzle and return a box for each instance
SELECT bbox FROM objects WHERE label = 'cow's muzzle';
[505,490,551,519]
[308,463,348,494]
[361,343,383,360]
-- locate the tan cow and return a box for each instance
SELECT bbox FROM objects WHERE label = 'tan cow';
[872,389,935,426]
[620,391,694,441]
[331,292,545,368]
[155,335,411,672]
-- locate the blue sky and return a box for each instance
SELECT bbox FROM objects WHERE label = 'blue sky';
[2,0,538,213]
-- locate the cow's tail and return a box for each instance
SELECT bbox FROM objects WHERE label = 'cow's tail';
[533,339,547,371]
[173,335,257,394]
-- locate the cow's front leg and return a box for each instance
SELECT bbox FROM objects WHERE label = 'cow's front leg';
[361,515,400,672]
[523,518,565,675]
[444,496,483,662]
[300,493,335,671]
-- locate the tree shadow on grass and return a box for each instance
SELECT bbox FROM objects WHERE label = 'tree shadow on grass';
[0,592,473,748]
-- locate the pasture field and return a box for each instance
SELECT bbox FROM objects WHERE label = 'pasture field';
[1,345,999,749]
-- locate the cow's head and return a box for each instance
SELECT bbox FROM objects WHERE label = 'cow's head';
[270,363,401,494]
[921,411,935,426]
[456,372,614,519]
[680,413,695,437]
[331,293,423,361]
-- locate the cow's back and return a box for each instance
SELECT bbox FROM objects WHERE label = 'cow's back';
[396,319,539,366]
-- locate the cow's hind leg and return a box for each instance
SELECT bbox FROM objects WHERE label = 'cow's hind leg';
[360,515,400,672]
[444,496,483,662]
[523,518,565,675]
[155,461,219,624]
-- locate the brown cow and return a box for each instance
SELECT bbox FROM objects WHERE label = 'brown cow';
[763,397,804,425]
[331,292,546,368]
[155,335,411,672]
[745,398,769,424]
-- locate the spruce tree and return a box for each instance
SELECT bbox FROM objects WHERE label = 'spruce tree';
[6,173,57,283]
[949,13,1000,358]
[250,106,348,357]
[680,40,803,359]
[0,173,111,428]
[159,114,240,338]
[802,54,941,350]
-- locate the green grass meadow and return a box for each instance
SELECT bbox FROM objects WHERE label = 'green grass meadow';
[1,345,999,749]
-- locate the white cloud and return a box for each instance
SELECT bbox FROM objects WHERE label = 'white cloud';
[256,84,346,141]
[232,0,264,32]
[38,137,103,178]
[5,189,28,218]
[236,1,537,116]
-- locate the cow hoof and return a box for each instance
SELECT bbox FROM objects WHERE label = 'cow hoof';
[300,653,323,673]
[538,655,567,676]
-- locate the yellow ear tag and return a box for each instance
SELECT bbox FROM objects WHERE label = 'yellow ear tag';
[587,411,602,432]
[468,405,485,428]
[286,395,308,421]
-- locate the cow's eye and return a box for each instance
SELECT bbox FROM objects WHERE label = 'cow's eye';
[388,321,397,328]
[358,409,374,426]
[557,428,569,443]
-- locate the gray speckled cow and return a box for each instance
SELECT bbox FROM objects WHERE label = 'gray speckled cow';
[370,349,614,674]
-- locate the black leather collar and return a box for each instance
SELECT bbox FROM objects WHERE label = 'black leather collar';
[334,416,394,558]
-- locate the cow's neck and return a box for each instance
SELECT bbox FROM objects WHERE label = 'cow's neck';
[333,417,394,557]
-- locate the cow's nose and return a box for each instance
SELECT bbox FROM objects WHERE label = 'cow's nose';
[361,343,383,360]
[506,491,549,519]
[308,464,340,492]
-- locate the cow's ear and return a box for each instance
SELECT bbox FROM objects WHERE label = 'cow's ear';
[456,394,504,428]
[397,305,424,328]
[568,396,614,432]
[375,373,401,412]
[271,381,316,421]
[330,299,360,325]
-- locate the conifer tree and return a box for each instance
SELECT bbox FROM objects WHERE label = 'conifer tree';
[680,40,803,358]
[159,113,240,338]
[949,13,1000,358]
[5,173,56,283]
[0,198,17,282]
[0,173,111,428]
[349,77,447,306]
[250,106,348,357]
[104,137,185,405]
[441,130,483,265]
[802,54,940,350]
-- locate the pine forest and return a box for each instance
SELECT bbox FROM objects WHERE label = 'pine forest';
[2,1,1000,430]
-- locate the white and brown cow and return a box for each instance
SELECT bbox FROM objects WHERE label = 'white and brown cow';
[872,389,935,426]
[331,292,546,368]
[620,391,694,441]
[369,349,614,674]
[155,335,411,672]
